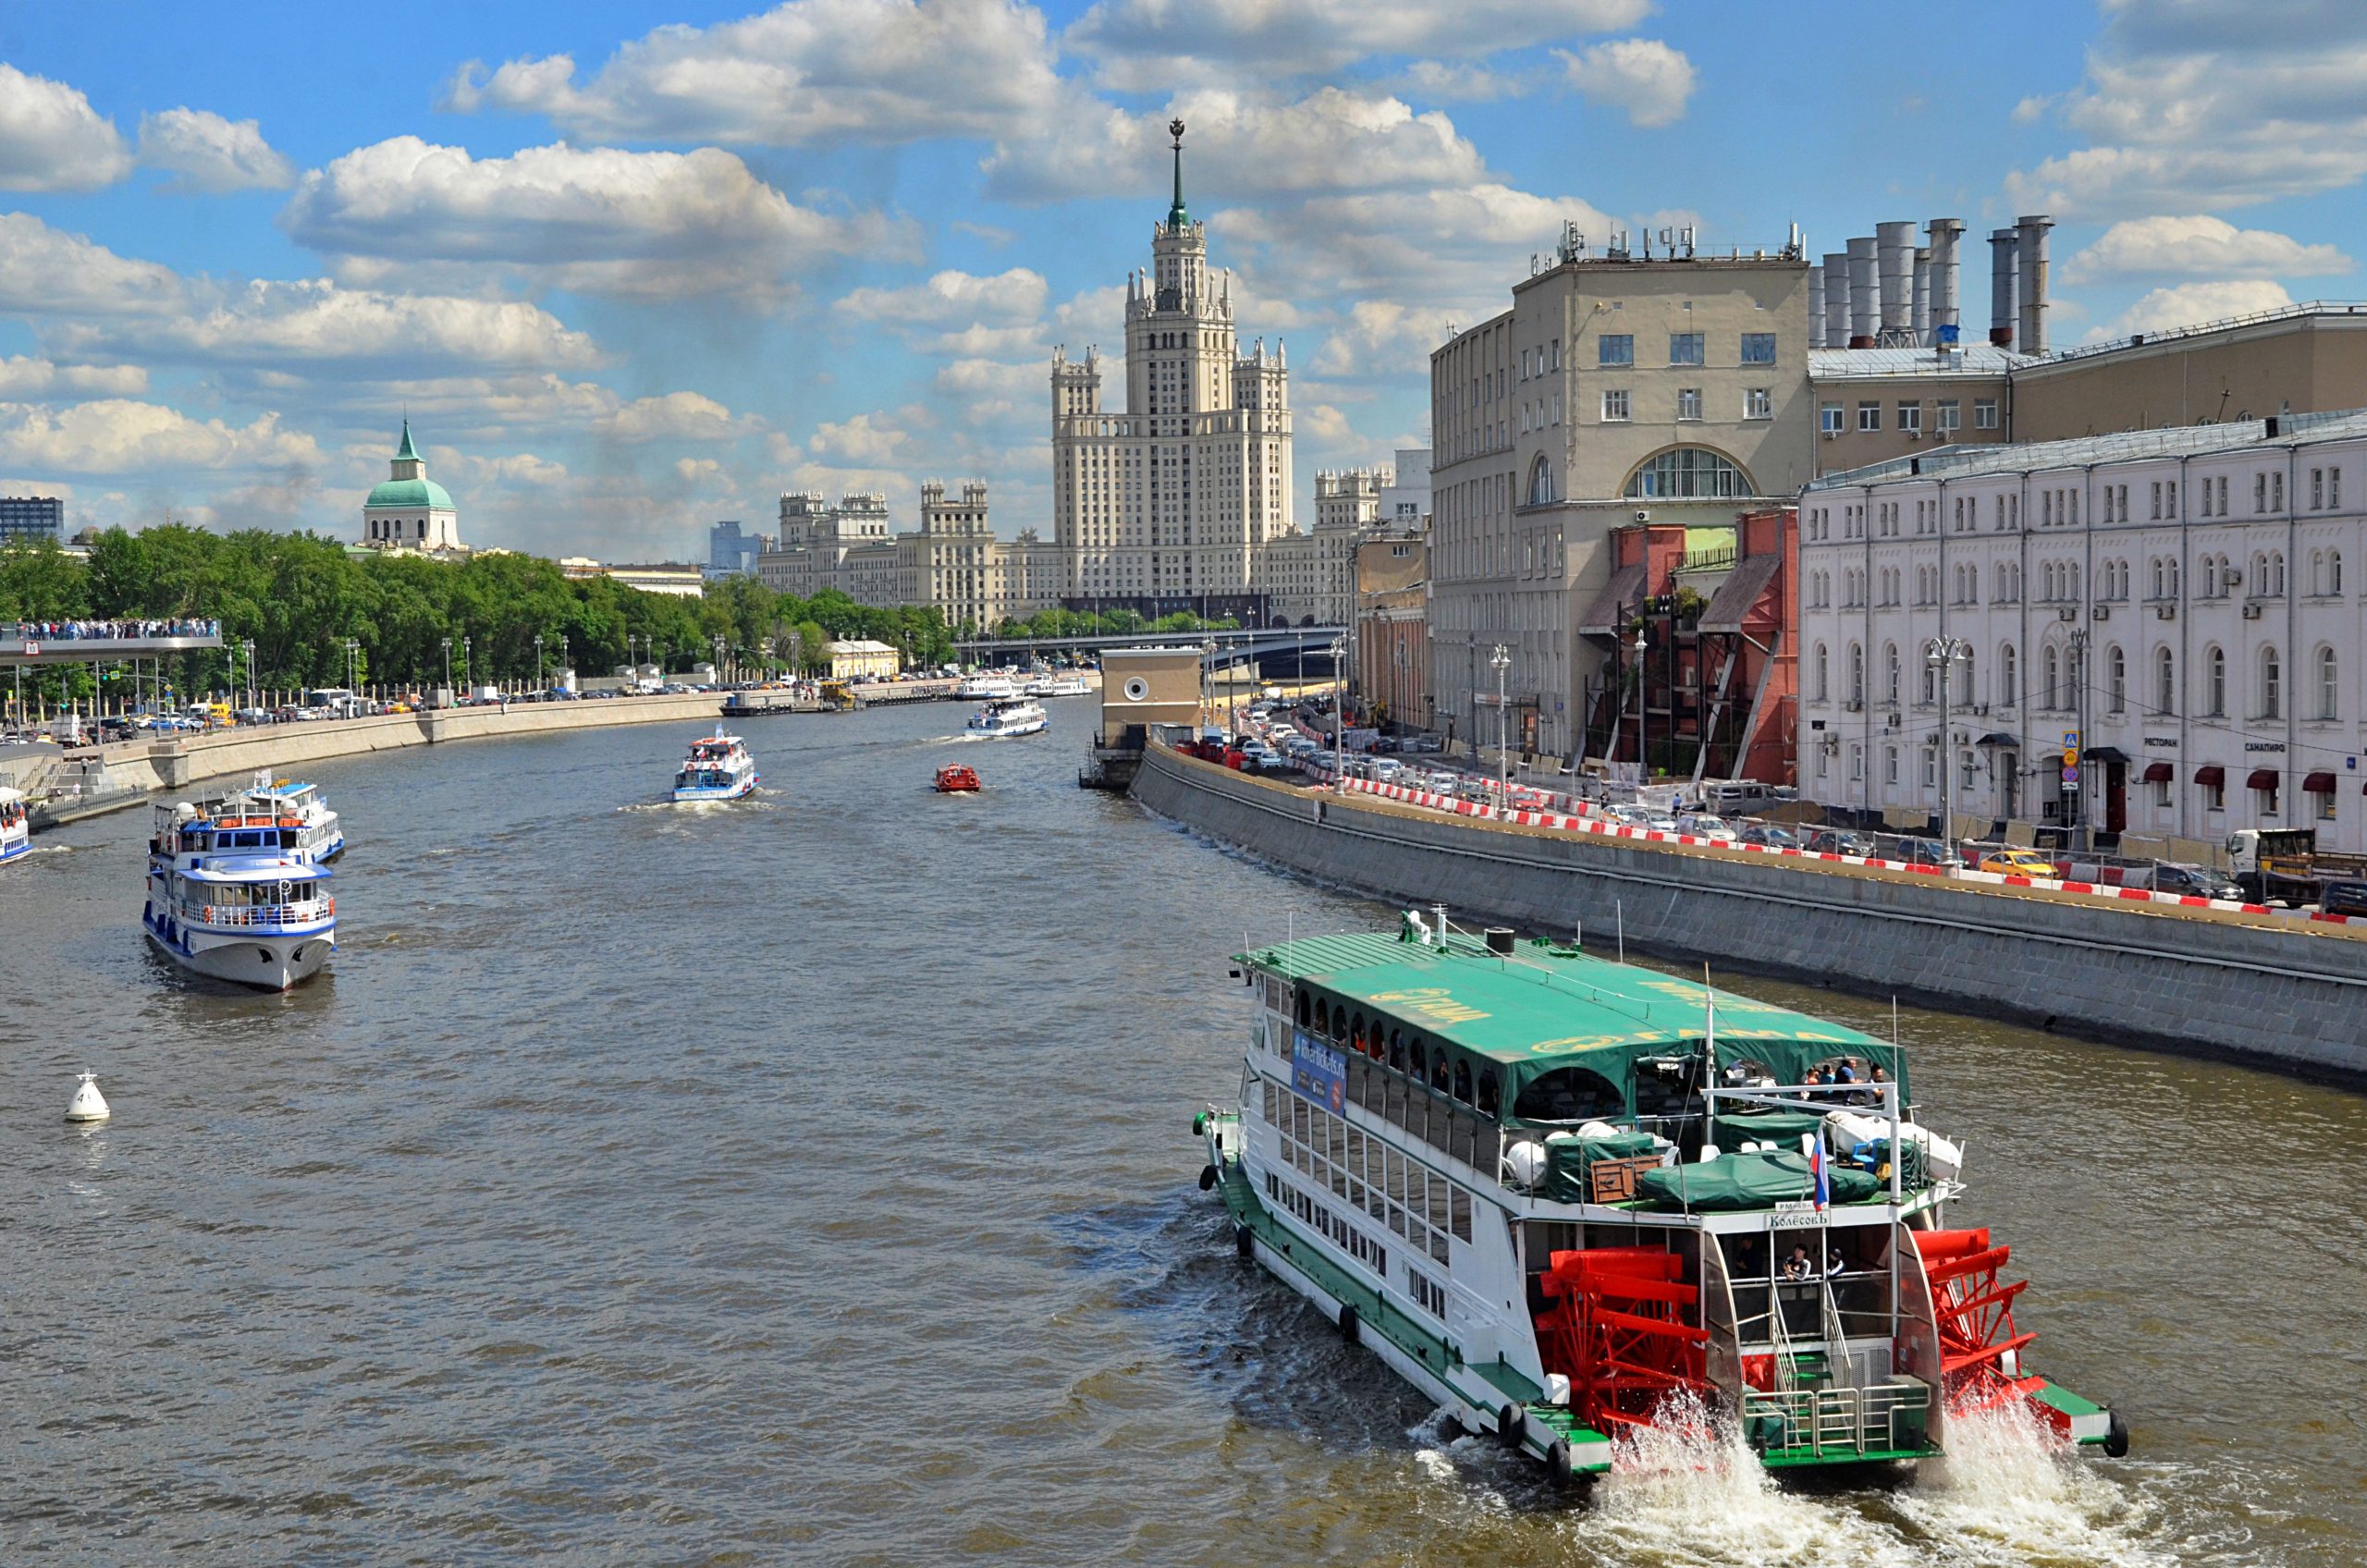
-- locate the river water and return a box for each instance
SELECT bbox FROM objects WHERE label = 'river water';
[2,698,2361,1565]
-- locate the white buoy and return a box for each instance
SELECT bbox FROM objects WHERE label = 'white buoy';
[66,1071,109,1123]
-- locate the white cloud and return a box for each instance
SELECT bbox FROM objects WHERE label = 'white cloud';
[1309,300,1460,379]
[1064,0,1648,86]
[2064,214,2351,282]
[600,391,756,443]
[0,64,131,190]
[0,400,321,474]
[987,88,1486,204]
[0,213,186,316]
[282,137,905,303]
[137,107,296,192]
[838,268,1049,327]
[1555,39,1696,128]
[0,356,148,398]
[808,410,917,464]
[2007,8,2367,215]
[68,278,603,374]
[1391,60,1534,103]
[2105,279,2296,338]
[442,0,1061,147]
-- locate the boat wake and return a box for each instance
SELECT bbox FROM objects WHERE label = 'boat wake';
[1891,1401,2172,1567]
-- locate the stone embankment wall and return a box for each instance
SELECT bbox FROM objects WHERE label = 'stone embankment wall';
[96,693,730,797]
[1132,743,2367,1082]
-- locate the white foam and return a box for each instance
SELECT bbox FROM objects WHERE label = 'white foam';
[1895,1400,2167,1567]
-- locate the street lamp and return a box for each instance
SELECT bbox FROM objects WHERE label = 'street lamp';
[1490,643,1511,805]
[461,634,472,692]
[344,637,360,700]
[242,638,255,711]
[1201,637,1217,733]
[440,636,451,699]
[1925,636,1972,869]
[712,633,726,684]
[1329,636,1346,784]
[1633,619,1650,784]
[534,633,546,691]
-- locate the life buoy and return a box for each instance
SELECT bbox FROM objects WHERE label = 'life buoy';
[202,906,215,923]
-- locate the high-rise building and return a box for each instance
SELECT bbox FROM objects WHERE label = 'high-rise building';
[707,520,767,578]
[1051,120,1293,619]
[0,496,64,546]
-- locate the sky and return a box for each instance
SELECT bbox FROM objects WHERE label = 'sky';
[0,0,2362,562]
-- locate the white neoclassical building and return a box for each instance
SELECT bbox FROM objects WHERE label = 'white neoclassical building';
[361,420,461,551]
[1798,409,2367,851]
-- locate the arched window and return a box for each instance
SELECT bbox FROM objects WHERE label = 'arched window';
[2000,643,2017,706]
[1476,1067,1501,1118]
[1409,1037,1428,1082]
[1387,1028,1406,1072]
[1957,648,1975,705]
[1511,1066,1625,1123]
[2042,644,2059,709]
[1883,643,1900,704]
[2320,647,2339,720]
[2272,551,2286,595]
[2108,644,2126,713]
[2263,646,2282,719]
[1848,643,1865,704]
[2333,551,2345,595]
[2251,552,2268,595]
[1623,447,1752,498]
[2206,646,2226,717]
[2151,557,2165,598]
[1813,643,1829,703]
[1453,1057,1474,1105]
[1527,454,1554,507]
[1921,655,1937,704]
[1430,1048,1451,1093]
[2156,647,2175,715]
[1296,991,1312,1028]
[2169,557,2180,596]
[1349,1011,1367,1053]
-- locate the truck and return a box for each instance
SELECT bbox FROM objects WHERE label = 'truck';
[2225,827,2367,905]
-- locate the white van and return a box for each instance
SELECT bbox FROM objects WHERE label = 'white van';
[1702,779,1779,815]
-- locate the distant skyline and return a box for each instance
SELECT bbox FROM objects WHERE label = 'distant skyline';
[1,0,2360,559]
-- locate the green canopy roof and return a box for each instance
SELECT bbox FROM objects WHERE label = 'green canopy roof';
[364,476,453,510]
[1239,929,1904,1120]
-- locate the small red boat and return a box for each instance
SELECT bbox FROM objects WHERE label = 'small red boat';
[934,764,982,793]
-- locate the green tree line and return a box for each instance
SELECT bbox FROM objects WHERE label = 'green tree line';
[0,528,962,698]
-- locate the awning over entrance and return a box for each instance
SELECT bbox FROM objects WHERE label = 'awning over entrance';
[2304,770,2337,792]
[1698,554,1784,633]
[1975,730,2017,747]
[2246,768,2279,790]
[2194,765,2226,787]
[1578,564,1647,635]
[2141,761,2175,783]
[2086,745,2131,765]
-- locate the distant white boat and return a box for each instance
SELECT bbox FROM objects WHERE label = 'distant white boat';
[957,673,1018,701]
[0,785,27,866]
[672,728,760,802]
[966,697,1048,738]
[1044,676,1091,697]
[143,800,334,990]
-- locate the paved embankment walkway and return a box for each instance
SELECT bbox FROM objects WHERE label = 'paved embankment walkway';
[1133,741,2367,1084]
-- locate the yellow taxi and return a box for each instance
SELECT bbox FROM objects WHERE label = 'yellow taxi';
[1977,848,2059,877]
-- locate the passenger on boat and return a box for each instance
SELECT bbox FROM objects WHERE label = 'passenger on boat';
[1783,1243,1816,1280]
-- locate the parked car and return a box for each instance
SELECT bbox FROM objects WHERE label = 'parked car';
[2318,880,2367,917]
[2142,862,2236,899]
[1674,814,1739,843]
[1894,838,1957,867]
[1404,735,1444,753]
[1804,828,1876,856]
[1737,823,1802,850]
[1976,849,2059,877]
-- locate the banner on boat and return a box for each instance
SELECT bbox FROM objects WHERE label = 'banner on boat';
[1292,1031,1347,1114]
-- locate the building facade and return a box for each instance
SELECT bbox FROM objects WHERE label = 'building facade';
[1798,410,2367,851]
[0,496,64,546]
[707,521,769,578]
[1050,122,1293,620]
[1354,532,1430,733]
[754,483,1061,628]
[361,420,461,551]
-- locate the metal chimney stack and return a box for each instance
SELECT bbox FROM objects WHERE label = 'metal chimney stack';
[1912,247,1932,342]
[1989,227,2017,348]
[1808,264,1824,343]
[1876,221,1915,338]
[2017,214,2054,357]
[1928,218,1966,341]
[1823,251,1851,348]
[1847,237,1879,348]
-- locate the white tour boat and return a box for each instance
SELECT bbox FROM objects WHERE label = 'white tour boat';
[190,771,343,862]
[1045,675,1092,697]
[672,727,760,802]
[956,672,1019,701]
[143,800,335,990]
[0,785,28,866]
[965,696,1049,738]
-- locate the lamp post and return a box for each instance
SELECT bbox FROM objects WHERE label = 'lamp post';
[1925,635,1971,869]
[461,634,472,693]
[1490,643,1511,805]
[1200,637,1216,732]
[1634,619,1650,784]
[534,633,546,692]
[241,638,255,712]
[711,633,725,685]
[2067,627,2091,851]
[344,637,360,701]
[440,636,451,700]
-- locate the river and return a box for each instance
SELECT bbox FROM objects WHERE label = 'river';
[1,698,2360,1565]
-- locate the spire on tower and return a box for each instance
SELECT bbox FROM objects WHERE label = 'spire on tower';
[1166,118,1188,229]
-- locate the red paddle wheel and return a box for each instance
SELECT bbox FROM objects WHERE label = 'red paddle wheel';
[1913,1228,2047,1417]
[1536,1248,1714,1434]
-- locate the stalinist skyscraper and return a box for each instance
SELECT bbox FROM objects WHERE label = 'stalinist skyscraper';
[1050,119,1294,617]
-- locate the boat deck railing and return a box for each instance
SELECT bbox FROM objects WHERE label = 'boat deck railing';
[1743,1378,1932,1461]
[172,896,334,929]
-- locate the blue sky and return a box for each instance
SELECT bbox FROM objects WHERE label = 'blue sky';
[0,0,2360,559]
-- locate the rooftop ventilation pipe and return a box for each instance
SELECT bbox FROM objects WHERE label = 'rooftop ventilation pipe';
[1989,227,2017,348]
[1876,221,1916,338]
[2017,214,2054,357]
[1928,218,1966,342]
[1822,251,1851,349]
[1847,237,1879,348]
[1912,247,1932,342]
[1808,264,1824,343]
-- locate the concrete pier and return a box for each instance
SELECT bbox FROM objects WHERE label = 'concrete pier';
[1132,741,2367,1084]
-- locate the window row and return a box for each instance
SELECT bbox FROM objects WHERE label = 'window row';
[1809,638,2344,723]
[1267,1080,1470,1272]
[1596,333,1774,367]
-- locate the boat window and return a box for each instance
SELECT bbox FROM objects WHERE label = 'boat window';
[1430,1049,1451,1094]
[1511,1066,1626,1123]
[1295,991,1311,1029]
[1409,1038,1428,1081]
[1331,1003,1347,1040]
[1350,1011,1367,1053]
[1476,1069,1501,1119]
[1631,1059,1707,1120]
[1387,1028,1406,1072]
[1453,1058,1474,1105]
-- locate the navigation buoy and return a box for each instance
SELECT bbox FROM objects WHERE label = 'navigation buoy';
[66,1071,109,1123]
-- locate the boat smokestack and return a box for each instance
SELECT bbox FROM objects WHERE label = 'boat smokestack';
[2017,214,2054,357]
[1846,237,1878,348]
[1989,227,2017,349]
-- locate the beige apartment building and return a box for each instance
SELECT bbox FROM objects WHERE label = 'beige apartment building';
[754,482,1061,628]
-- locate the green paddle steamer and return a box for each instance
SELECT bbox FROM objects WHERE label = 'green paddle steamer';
[1195,911,2127,1478]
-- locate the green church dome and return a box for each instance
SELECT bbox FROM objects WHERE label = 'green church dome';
[364,476,454,510]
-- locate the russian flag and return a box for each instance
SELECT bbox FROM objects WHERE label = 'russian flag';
[1801,1133,1830,1211]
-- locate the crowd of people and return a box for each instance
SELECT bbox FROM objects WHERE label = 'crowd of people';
[10,618,222,641]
